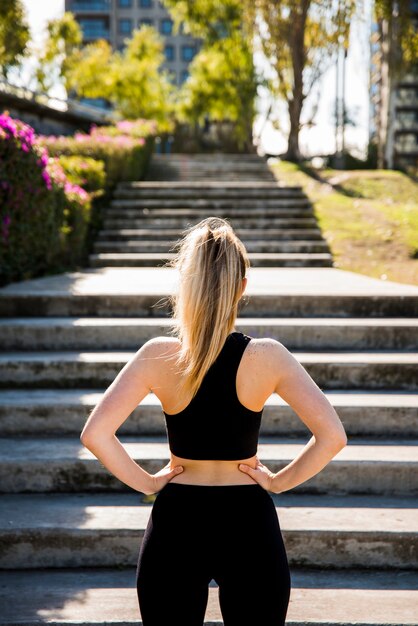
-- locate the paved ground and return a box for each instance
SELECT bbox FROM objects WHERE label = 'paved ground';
[2,266,418,296]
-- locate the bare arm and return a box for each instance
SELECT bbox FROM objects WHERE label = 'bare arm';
[270,340,348,494]
[239,339,348,493]
[80,338,183,495]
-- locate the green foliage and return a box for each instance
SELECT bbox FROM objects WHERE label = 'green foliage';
[258,0,356,104]
[162,0,244,43]
[0,113,90,285]
[35,12,82,93]
[253,0,358,159]
[163,0,256,149]
[38,128,154,189]
[58,155,106,193]
[177,35,257,148]
[374,0,418,71]
[64,26,175,131]
[0,0,30,78]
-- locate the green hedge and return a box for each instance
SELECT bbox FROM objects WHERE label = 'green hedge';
[0,113,156,286]
[38,121,155,189]
[0,113,92,285]
[58,155,106,193]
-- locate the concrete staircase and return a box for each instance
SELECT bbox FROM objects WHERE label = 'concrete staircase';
[145,153,279,181]
[89,154,333,268]
[0,261,417,624]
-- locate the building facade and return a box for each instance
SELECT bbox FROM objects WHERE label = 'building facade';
[369,1,418,171]
[65,0,201,98]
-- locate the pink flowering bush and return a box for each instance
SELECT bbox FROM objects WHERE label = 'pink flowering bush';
[37,118,156,188]
[0,113,62,283]
[0,113,92,285]
[93,118,158,140]
[57,155,106,193]
[47,158,92,266]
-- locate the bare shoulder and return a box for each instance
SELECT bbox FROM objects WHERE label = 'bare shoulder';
[245,336,287,384]
[138,335,181,359]
[248,336,288,362]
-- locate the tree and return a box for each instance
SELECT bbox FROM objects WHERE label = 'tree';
[176,35,257,150]
[254,0,358,162]
[63,26,175,130]
[373,0,418,168]
[0,0,30,79]
[163,0,258,149]
[35,12,82,94]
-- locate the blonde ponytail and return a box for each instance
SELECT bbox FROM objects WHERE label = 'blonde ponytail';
[163,216,250,410]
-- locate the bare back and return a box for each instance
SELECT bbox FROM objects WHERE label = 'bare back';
[149,336,276,486]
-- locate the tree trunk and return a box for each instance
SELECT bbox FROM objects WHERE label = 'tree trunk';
[282,0,309,162]
[283,96,304,161]
[378,18,391,169]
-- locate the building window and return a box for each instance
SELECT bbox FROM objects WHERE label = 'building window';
[80,96,110,110]
[72,1,110,10]
[79,18,109,39]
[181,45,195,62]
[139,0,152,7]
[160,19,173,35]
[139,18,153,27]
[119,18,132,34]
[180,69,189,83]
[118,0,132,6]
[164,44,175,61]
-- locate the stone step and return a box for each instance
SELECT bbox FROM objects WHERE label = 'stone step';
[1,350,416,390]
[101,217,320,230]
[1,268,417,318]
[89,252,334,268]
[96,228,324,241]
[148,154,269,162]
[0,350,416,390]
[1,317,416,350]
[93,240,331,254]
[0,436,417,495]
[109,199,312,209]
[0,491,416,568]
[142,173,279,181]
[1,388,417,438]
[2,290,416,316]
[117,179,299,185]
[114,189,307,200]
[0,566,417,625]
[146,161,275,168]
[145,165,273,170]
[114,182,303,196]
[144,172,277,178]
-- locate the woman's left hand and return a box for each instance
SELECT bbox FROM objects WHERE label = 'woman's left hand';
[146,461,184,495]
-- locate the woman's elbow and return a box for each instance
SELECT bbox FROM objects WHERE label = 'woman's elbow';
[80,428,102,449]
[80,429,92,448]
[316,423,348,452]
[330,428,348,451]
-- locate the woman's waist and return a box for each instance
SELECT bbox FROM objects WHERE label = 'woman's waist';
[168,455,258,486]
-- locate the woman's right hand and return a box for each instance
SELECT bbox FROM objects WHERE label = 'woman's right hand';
[238,456,279,493]
[145,461,184,495]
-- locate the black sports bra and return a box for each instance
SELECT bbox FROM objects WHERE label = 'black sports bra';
[163,331,264,460]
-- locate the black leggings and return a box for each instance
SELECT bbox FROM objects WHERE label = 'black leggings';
[136,482,291,626]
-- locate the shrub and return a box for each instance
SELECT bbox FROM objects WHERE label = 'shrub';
[37,120,156,188]
[94,118,158,140]
[47,158,92,265]
[0,113,92,285]
[58,155,106,193]
[0,113,63,283]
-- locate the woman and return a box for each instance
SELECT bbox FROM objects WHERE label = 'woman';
[80,216,347,626]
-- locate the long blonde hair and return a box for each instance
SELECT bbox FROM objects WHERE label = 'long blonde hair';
[161,216,250,410]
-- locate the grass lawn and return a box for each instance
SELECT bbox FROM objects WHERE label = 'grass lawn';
[269,161,418,287]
